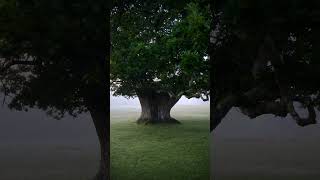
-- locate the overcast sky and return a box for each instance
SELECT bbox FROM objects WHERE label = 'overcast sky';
[110,93,209,108]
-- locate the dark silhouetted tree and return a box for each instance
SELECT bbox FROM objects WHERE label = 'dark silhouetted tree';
[211,0,320,131]
[0,1,109,179]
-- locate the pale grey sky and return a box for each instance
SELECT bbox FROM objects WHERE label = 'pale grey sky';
[110,93,209,108]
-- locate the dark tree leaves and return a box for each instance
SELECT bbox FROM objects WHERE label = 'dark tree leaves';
[211,0,320,130]
[0,0,109,119]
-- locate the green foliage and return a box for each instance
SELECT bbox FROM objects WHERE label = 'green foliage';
[111,0,211,99]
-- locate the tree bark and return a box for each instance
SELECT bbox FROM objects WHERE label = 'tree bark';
[89,108,110,180]
[85,85,109,179]
[137,91,180,124]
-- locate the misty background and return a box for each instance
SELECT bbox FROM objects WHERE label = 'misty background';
[110,93,209,108]
[0,94,208,145]
[2,93,320,179]
[212,107,320,179]
[0,94,208,179]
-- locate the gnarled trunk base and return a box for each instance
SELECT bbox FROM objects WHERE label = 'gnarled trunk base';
[137,117,180,124]
[137,91,180,124]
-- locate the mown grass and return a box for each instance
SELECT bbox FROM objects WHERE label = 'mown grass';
[110,105,210,180]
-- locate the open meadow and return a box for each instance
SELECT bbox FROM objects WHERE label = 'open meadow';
[0,104,209,180]
[110,105,210,180]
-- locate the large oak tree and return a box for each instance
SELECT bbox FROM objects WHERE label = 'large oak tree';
[111,0,211,124]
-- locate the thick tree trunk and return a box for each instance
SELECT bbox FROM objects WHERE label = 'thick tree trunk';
[137,91,180,124]
[89,109,110,180]
[84,5,110,179]
[86,89,109,179]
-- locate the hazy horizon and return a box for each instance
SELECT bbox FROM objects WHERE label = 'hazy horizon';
[110,92,209,109]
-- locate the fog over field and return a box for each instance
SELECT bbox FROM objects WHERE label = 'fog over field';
[2,93,320,180]
[0,94,208,144]
[0,94,208,180]
[212,108,320,180]
[110,93,209,108]
[0,98,100,180]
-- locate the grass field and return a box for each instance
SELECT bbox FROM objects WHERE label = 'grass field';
[110,105,210,180]
[0,105,209,180]
[3,104,320,180]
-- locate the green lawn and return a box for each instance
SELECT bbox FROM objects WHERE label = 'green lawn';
[110,105,210,180]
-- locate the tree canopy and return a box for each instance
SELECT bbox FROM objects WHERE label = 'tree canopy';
[0,1,110,179]
[0,0,108,118]
[211,0,320,131]
[111,0,211,101]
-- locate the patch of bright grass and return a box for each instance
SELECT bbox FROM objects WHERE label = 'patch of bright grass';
[111,106,209,180]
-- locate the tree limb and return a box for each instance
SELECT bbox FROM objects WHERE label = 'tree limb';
[211,94,237,130]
